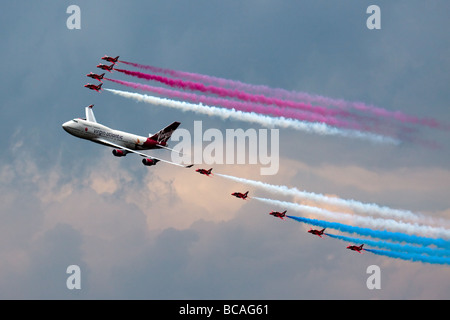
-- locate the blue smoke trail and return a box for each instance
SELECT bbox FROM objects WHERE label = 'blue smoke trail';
[287,215,450,249]
[325,233,450,257]
[364,249,450,265]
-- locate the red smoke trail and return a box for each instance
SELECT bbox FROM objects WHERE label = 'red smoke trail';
[121,61,189,79]
[121,60,342,104]
[121,61,446,131]
[114,68,353,119]
[105,78,367,131]
[350,102,444,130]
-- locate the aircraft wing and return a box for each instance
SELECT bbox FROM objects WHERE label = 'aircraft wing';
[155,144,188,156]
[93,138,191,168]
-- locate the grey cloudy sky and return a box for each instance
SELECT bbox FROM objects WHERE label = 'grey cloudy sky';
[0,1,449,299]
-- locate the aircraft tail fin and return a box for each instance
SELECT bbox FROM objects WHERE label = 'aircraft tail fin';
[149,121,180,144]
[85,104,97,123]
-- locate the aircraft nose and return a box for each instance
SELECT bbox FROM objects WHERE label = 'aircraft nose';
[62,121,71,132]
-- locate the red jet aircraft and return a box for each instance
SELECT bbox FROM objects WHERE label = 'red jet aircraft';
[84,83,103,92]
[308,228,326,238]
[347,244,365,254]
[101,55,120,63]
[86,72,105,82]
[196,168,212,176]
[269,210,287,220]
[96,63,115,72]
[231,191,249,200]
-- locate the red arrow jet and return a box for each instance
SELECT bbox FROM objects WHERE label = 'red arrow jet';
[347,244,365,254]
[101,55,120,63]
[308,228,326,238]
[96,63,115,72]
[269,210,287,220]
[231,191,249,200]
[84,83,103,92]
[86,72,105,82]
[196,168,213,176]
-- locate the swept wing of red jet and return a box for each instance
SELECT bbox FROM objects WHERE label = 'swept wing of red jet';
[96,63,115,72]
[101,55,120,63]
[231,191,249,200]
[269,210,287,220]
[86,72,105,82]
[347,244,365,254]
[84,83,103,92]
[196,168,213,176]
[308,228,326,238]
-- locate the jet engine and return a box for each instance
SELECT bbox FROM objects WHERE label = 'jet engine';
[112,149,127,157]
[142,158,160,166]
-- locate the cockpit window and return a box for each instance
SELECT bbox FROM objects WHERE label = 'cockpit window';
[73,119,78,123]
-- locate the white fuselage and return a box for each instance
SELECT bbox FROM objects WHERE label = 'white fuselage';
[62,118,151,150]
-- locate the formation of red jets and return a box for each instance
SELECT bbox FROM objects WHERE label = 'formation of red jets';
[84,56,367,255]
[195,166,366,254]
[84,55,119,92]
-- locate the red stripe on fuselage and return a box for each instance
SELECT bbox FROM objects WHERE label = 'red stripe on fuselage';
[141,137,166,149]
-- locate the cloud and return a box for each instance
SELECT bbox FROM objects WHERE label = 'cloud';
[1,143,449,299]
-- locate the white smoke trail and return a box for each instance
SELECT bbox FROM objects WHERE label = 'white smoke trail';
[105,89,400,145]
[254,197,450,239]
[216,173,442,225]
